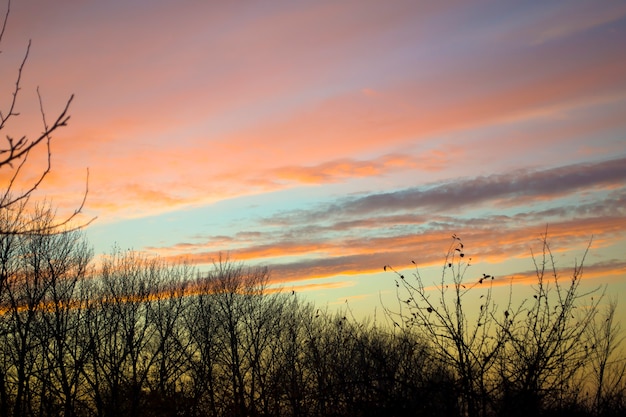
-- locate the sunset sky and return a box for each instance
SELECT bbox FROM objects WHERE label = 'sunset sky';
[2,0,625,319]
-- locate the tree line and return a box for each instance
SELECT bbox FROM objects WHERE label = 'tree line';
[0,210,624,417]
[0,209,446,417]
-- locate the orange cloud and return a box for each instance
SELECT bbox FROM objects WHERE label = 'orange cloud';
[145,209,625,286]
[287,280,355,294]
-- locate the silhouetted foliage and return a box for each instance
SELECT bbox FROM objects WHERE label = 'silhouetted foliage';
[384,235,508,417]
[384,233,625,417]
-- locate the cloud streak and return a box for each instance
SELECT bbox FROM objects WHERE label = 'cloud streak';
[147,155,626,285]
[264,156,626,224]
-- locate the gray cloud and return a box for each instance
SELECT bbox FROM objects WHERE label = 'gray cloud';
[339,156,626,216]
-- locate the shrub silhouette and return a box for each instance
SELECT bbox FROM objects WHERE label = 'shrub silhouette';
[384,233,625,417]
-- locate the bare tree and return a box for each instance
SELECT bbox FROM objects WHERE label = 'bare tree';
[0,0,89,237]
[184,256,292,417]
[586,299,625,415]
[0,203,91,417]
[384,235,509,417]
[83,248,162,417]
[207,257,271,417]
[142,262,193,417]
[264,295,315,417]
[0,205,54,417]
[383,233,622,417]
[0,8,93,412]
[183,276,222,417]
[497,235,602,416]
[36,226,92,417]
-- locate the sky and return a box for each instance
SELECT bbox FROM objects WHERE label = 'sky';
[1,0,625,320]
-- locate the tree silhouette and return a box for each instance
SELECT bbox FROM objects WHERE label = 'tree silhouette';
[0,1,89,237]
[383,233,625,417]
[384,235,509,417]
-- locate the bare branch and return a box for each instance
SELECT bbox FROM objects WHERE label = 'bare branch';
[0,3,93,235]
